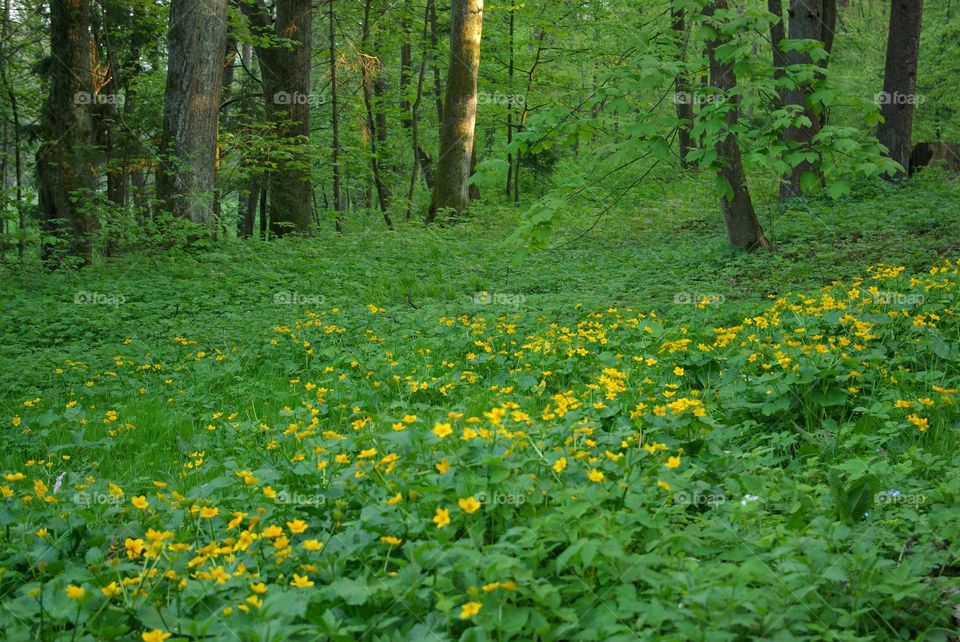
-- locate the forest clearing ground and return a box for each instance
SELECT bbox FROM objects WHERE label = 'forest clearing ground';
[1,175,959,640]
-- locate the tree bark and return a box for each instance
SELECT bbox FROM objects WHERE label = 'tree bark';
[407,0,434,219]
[402,0,435,192]
[506,4,516,195]
[877,0,923,178]
[242,0,315,236]
[36,0,99,265]
[768,0,788,107]
[361,0,393,226]
[706,0,771,251]
[779,0,824,200]
[672,7,694,169]
[427,0,483,222]
[157,0,228,226]
[0,0,23,260]
[330,0,343,233]
[430,0,444,128]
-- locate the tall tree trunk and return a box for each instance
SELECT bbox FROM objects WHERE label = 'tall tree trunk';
[36,0,99,265]
[157,0,228,225]
[821,0,838,62]
[361,0,393,226]
[242,0,315,236]
[506,3,516,195]
[407,0,434,219]
[877,0,923,178]
[672,7,694,169]
[779,0,824,200]
[237,42,258,239]
[1,0,23,261]
[330,0,343,233]
[430,0,444,128]
[706,0,771,251]
[402,0,435,192]
[768,0,788,107]
[427,0,484,222]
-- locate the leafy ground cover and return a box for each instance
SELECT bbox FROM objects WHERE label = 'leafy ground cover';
[1,176,959,641]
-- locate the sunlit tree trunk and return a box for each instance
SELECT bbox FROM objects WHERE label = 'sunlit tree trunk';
[157,0,228,226]
[36,0,99,264]
[878,0,923,178]
[427,0,484,222]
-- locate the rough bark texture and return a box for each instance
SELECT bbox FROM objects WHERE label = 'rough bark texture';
[877,0,923,178]
[36,0,99,264]
[779,0,824,199]
[427,0,483,222]
[706,0,771,252]
[243,0,315,236]
[157,0,228,225]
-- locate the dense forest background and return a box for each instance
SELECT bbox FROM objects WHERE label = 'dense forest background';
[0,0,955,265]
[2,2,960,641]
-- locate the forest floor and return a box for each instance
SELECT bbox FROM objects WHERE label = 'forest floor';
[1,173,959,640]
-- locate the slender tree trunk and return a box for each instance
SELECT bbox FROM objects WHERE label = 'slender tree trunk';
[1,0,23,261]
[877,0,923,178]
[672,7,694,169]
[779,0,824,200]
[242,0,315,236]
[512,27,545,205]
[506,4,516,195]
[469,146,480,201]
[402,0,434,191]
[427,0,484,222]
[361,0,393,226]
[93,22,127,210]
[400,14,413,130]
[706,0,771,251]
[407,1,433,219]
[430,0,444,128]
[259,186,268,238]
[36,0,99,265]
[157,0,228,225]
[330,0,343,233]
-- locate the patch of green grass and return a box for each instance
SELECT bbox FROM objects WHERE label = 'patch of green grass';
[0,175,958,640]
